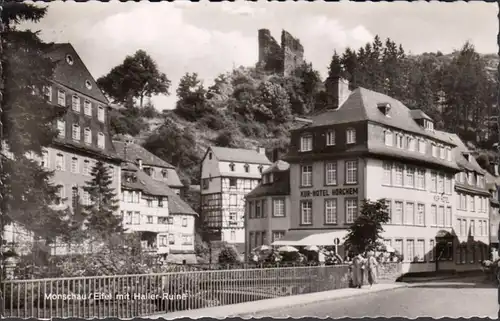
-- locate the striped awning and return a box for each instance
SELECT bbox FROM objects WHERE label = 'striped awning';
[272,230,348,246]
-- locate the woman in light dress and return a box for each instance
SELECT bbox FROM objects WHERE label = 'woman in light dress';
[366,250,378,287]
[351,252,366,288]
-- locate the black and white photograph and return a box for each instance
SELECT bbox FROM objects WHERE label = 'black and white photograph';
[0,0,499,319]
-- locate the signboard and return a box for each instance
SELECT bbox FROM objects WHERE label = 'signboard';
[333,238,340,245]
[300,188,358,198]
[433,194,449,204]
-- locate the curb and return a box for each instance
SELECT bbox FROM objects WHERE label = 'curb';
[149,283,409,319]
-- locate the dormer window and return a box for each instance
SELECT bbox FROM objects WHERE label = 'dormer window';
[418,139,426,154]
[229,163,235,172]
[326,130,335,146]
[396,134,403,149]
[346,128,356,144]
[407,137,415,151]
[431,144,438,157]
[463,152,470,162]
[262,175,268,184]
[300,134,313,152]
[244,164,250,173]
[439,146,445,159]
[269,173,274,183]
[162,169,168,178]
[209,152,213,160]
[446,147,452,161]
[65,54,74,65]
[377,103,391,116]
[384,130,393,146]
[258,165,263,173]
[424,120,434,131]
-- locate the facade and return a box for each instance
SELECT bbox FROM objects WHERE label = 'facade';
[275,76,487,273]
[116,143,198,263]
[485,165,500,253]
[200,146,271,249]
[3,43,122,254]
[245,160,291,255]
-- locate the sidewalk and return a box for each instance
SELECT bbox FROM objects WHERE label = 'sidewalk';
[401,271,485,283]
[148,283,408,319]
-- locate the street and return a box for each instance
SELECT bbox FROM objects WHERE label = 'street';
[238,279,498,318]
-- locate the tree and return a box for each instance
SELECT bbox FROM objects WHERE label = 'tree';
[174,72,211,121]
[82,161,122,235]
[0,3,69,244]
[97,50,171,108]
[218,244,240,265]
[344,199,390,254]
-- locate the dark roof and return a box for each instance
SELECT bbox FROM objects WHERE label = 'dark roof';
[410,109,432,121]
[52,138,121,163]
[209,146,271,164]
[246,171,290,198]
[45,43,108,104]
[262,160,290,174]
[168,193,198,216]
[438,132,486,174]
[113,141,175,169]
[304,88,456,146]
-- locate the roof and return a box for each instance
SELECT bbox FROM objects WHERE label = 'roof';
[209,146,271,164]
[45,43,108,104]
[409,109,432,121]
[305,87,456,146]
[246,170,290,198]
[438,132,486,174]
[113,141,175,169]
[167,193,198,216]
[262,160,290,174]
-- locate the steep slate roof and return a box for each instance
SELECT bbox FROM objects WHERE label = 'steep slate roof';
[113,141,175,169]
[45,43,108,104]
[210,146,271,164]
[306,88,456,146]
[247,161,290,198]
[409,109,432,121]
[437,131,486,174]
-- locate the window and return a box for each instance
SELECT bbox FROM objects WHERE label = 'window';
[84,100,92,116]
[56,153,65,171]
[83,160,90,175]
[406,239,415,262]
[229,163,235,171]
[84,128,91,145]
[405,202,414,225]
[346,128,356,144]
[57,120,65,138]
[229,178,237,187]
[82,191,90,206]
[418,139,426,154]
[325,162,337,185]
[41,150,49,168]
[394,239,403,259]
[57,90,66,106]
[168,234,175,245]
[158,197,163,208]
[71,157,78,173]
[445,206,452,227]
[470,195,475,212]
[98,105,105,122]
[459,193,467,210]
[431,205,437,226]
[445,175,452,194]
[446,147,452,161]
[301,200,312,225]
[272,231,285,243]
[301,165,313,186]
[44,86,52,101]
[244,164,250,173]
[72,95,80,112]
[437,174,444,193]
[407,137,416,151]
[262,200,268,218]
[383,162,392,185]
[416,204,425,226]
[460,219,467,237]
[478,175,485,188]
[429,239,435,261]
[182,218,188,227]
[394,164,403,186]
[55,184,65,206]
[385,200,392,223]
[326,130,335,146]
[432,144,438,157]
[393,201,403,224]
[325,199,337,224]
[345,160,358,184]
[255,201,261,218]
[230,231,236,241]
[405,167,415,188]
[273,199,285,217]
[345,198,358,224]
[430,172,437,192]
[384,131,393,146]
[258,165,263,173]
[97,132,105,149]
[71,186,79,209]
[439,146,445,159]
[230,194,237,206]
[396,134,403,149]
[300,135,313,152]
[437,206,445,227]
[72,124,81,141]
[416,240,425,262]
[470,220,475,236]
[468,172,474,185]
[416,169,425,189]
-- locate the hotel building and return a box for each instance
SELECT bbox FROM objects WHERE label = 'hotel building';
[245,160,291,255]
[275,76,486,273]
[200,146,271,249]
[485,168,500,256]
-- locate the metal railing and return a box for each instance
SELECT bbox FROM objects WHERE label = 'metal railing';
[1,264,350,319]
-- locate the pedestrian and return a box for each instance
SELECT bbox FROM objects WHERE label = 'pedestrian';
[351,252,366,288]
[318,249,326,266]
[366,250,378,287]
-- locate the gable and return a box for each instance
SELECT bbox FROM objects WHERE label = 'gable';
[45,43,108,104]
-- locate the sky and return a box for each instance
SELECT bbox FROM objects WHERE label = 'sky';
[22,1,498,110]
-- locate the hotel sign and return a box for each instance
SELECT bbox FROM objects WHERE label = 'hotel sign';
[300,188,358,198]
[433,194,449,204]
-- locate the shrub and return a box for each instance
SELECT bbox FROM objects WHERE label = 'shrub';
[218,244,240,264]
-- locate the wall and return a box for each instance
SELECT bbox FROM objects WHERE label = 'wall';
[257,29,304,77]
[168,214,196,253]
[201,149,221,182]
[289,158,366,229]
[281,30,304,77]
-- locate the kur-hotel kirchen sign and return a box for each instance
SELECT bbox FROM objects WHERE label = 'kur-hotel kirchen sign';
[300,188,358,198]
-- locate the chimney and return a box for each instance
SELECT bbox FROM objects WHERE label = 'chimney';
[257,147,266,155]
[272,148,282,163]
[137,158,143,170]
[325,76,351,110]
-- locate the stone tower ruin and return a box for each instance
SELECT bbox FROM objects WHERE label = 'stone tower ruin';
[257,29,304,76]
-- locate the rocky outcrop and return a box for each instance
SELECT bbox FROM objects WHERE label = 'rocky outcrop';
[257,29,304,76]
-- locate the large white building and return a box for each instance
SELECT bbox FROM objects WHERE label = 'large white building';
[200,146,271,250]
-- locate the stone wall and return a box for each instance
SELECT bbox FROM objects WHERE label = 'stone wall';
[377,262,403,283]
[257,29,304,76]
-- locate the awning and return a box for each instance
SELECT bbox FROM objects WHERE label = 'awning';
[272,230,348,246]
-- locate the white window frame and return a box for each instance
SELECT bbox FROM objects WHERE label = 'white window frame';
[345,160,358,184]
[345,198,358,224]
[405,202,414,225]
[326,130,335,146]
[384,130,393,146]
[416,169,425,190]
[301,165,313,187]
[71,157,78,173]
[56,153,65,171]
[72,95,80,112]
[446,147,452,161]
[346,128,356,144]
[44,86,52,101]
[300,135,313,152]
[57,120,65,138]
[98,105,105,122]
[394,164,403,186]
[57,90,66,106]
[405,167,415,188]
[272,199,285,217]
[396,134,404,149]
[97,132,105,149]
[84,100,92,116]
[407,136,415,151]
[325,162,337,185]
[324,199,337,224]
[72,124,81,141]
[416,203,425,226]
[300,200,312,225]
[84,128,92,145]
[431,204,437,226]
[419,139,426,154]
[393,201,403,225]
[383,162,392,185]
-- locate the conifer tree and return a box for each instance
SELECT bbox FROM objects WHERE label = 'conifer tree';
[82,161,122,235]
